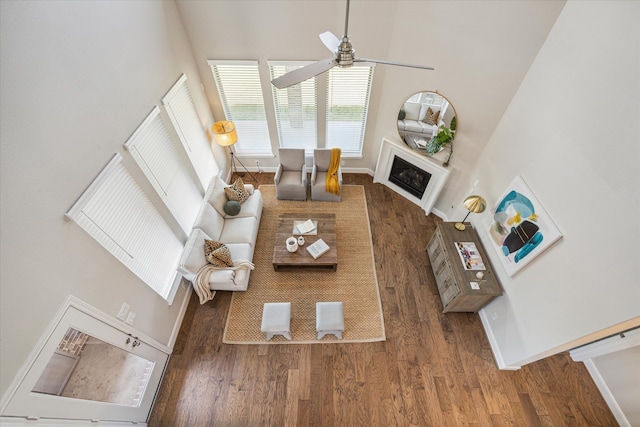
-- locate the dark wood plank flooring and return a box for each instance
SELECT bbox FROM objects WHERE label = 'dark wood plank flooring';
[149,173,616,426]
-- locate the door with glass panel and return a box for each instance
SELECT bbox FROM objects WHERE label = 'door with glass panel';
[1,304,169,423]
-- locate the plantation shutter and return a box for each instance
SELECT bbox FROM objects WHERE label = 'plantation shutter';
[208,60,272,156]
[162,74,218,190]
[326,65,374,155]
[66,154,183,302]
[124,106,202,234]
[269,62,317,151]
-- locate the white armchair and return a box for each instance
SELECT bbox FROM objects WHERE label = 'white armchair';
[310,149,342,202]
[275,148,307,201]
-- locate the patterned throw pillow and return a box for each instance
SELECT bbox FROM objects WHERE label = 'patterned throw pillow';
[224,177,250,203]
[423,107,440,125]
[204,240,233,267]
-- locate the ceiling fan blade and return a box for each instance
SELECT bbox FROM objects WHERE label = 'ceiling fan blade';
[319,31,341,53]
[271,58,338,89]
[354,58,435,71]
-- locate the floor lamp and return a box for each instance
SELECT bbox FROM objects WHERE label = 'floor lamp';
[455,195,487,231]
[211,120,257,182]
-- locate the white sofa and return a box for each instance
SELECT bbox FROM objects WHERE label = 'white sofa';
[397,101,440,138]
[178,176,263,292]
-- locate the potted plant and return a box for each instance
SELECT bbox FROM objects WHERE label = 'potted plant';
[426,116,456,167]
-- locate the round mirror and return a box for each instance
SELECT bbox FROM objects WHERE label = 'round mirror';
[397,91,457,163]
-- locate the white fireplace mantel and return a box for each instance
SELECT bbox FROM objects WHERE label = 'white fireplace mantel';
[373,137,451,215]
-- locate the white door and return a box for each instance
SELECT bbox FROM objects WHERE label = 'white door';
[1,304,169,423]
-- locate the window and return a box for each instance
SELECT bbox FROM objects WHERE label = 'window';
[209,60,374,157]
[162,74,219,190]
[123,106,202,235]
[326,65,374,155]
[66,154,183,303]
[269,62,317,150]
[208,60,272,156]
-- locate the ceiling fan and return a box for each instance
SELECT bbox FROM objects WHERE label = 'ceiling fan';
[271,0,435,89]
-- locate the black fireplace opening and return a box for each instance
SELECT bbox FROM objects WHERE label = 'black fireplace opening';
[388,155,432,199]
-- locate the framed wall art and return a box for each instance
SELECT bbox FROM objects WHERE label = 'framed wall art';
[486,175,562,276]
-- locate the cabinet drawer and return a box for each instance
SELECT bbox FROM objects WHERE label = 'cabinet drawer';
[441,282,460,307]
[433,253,448,278]
[435,261,451,289]
[426,234,442,259]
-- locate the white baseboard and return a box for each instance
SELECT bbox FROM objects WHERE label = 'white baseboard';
[167,282,193,351]
[582,359,631,427]
[478,309,521,370]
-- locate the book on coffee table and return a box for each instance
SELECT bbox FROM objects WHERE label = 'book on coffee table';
[306,239,330,259]
[294,219,317,235]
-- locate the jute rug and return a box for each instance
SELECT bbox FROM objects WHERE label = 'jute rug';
[223,185,385,344]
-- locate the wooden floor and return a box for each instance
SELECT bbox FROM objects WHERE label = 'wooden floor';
[149,173,616,427]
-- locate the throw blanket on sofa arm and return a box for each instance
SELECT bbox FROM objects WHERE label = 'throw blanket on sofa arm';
[325,147,341,195]
[193,260,255,304]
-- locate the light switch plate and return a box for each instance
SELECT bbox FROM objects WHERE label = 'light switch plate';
[117,303,130,321]
[125,311,136,325]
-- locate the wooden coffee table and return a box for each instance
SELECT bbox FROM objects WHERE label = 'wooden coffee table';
[272,213,338,271]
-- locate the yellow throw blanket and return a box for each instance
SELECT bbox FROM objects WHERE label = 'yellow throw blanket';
[325,147,341,195]
[193,260,255,304]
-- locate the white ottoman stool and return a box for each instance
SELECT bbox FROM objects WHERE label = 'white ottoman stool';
[316,302,344,339]
[261,302,292,340]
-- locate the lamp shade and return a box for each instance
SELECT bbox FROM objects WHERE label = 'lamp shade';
[455,195,487,231]
[211,121,238,147]
[463,195,487,214]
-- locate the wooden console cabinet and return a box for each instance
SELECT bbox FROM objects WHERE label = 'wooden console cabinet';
[426,222,502,313]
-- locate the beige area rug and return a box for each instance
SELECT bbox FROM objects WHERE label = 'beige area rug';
[223,185,385,344]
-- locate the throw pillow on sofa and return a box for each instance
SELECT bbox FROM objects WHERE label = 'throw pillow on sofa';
[423,107,440,125]
[224,177,250,203]
[204,240,233,267]
[224,200,241,216]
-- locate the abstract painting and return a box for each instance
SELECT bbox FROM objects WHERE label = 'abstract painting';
[487,176,562,276]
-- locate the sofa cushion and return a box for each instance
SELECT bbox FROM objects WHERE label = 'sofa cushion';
[403,102,421,121]
[404,120,425,133]
[193,203,224,241]
[204,240,233,267]
[179,228,212,280]
[220,216,258,245]
[232,189,263,218]
[224,177,250,203]
[204,176,229,216]
[213,243,254,291]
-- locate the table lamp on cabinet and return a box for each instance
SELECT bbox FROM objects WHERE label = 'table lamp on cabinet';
[455,195,487,231]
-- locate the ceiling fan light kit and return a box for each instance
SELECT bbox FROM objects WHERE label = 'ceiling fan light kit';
[271,0,434,89]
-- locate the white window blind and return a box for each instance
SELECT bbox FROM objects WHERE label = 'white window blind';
[162,74,219,190]
[124,106,202,235]
[66,154,183,302]
[208,60,272,156]
[269,62,317,151]
[326,65,374,155]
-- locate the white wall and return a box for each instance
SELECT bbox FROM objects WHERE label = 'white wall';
[472,0,640,367]
[0,0,215,396]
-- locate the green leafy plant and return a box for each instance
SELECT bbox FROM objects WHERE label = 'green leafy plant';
[426,126,455,155]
